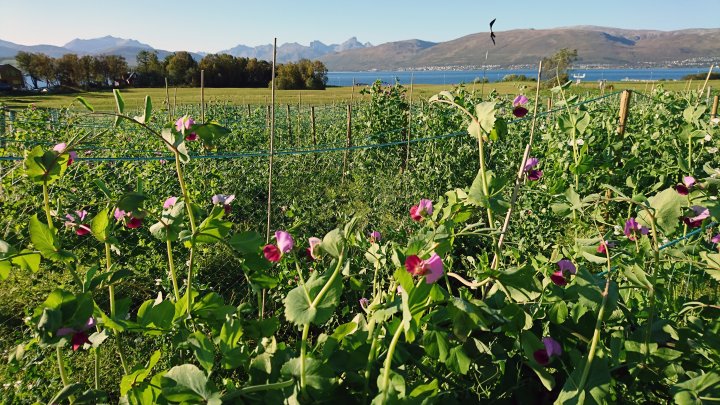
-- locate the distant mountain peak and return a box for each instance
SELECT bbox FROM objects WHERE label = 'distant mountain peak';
[63,36,152,54]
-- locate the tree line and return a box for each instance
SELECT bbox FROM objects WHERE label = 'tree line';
[14,50,328,90]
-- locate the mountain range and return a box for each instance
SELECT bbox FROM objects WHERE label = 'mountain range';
[1,26,719,70]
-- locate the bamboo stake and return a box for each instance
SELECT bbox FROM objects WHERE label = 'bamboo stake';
[310,106,317,152]
[266,38,277,244]
[286,104,292,145]
[405,73,414,172]
[200,69,205,122]
[711,95,719,120]
[697,65,715,100]
[490,61,543,270]
[173,88,177,119]
[617,90,631,136]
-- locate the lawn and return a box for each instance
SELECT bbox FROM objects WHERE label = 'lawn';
[2,80,717,111]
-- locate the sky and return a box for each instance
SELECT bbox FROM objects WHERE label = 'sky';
[1,0,718,52]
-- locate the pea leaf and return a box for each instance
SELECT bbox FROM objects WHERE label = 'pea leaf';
[284,271,342,327]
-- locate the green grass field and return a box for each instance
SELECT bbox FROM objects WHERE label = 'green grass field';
[1,80,718,111]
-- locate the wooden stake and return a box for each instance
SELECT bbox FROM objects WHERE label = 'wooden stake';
[0,107,5,137]
[165,77,171,121]
[247,104,251,117]
[342,104,352,183]
[200,69,205,122]
[617,90,632,136]
[711,95,719,120]
[173,88,177,119]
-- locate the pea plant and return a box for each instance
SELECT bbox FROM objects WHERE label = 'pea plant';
[1,86,720,405]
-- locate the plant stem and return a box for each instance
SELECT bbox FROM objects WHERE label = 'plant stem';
[380,324,404,402]
[105,243,115,317]
[42,182,53,228]
[644,211,662,361]
[166,238,179,301]
[94,347,100,390]
[363,320,380,403]
[174,150,198,316]
[56,346,69,387]
[299,323,310,392]
[578,260,611,391]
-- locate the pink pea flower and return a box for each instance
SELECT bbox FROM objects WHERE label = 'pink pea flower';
[163,196,178,209]
[533,336,562,366]
[53,143,78,166]
[683,206,710,228]
[359,297,369,310]
[550,259,576,286]
[674,176,696,195]
[308,237,322,260]
[175,115,197,141]
[404,253,444,284]
[512,95,529,118]
[212,194,235,214]
[624,217,649,241]
[410,199,433,221]
[114,208,126,221]
[57,317,95,351]
[114,208,143,229]
[597,241,616,254]
[712,234,720,244]
[175,115,195,132]
[64,210,91,236]
[263,230,294,263]
[369,231,382,244]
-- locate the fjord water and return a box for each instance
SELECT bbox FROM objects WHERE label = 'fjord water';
[327,68,707,86]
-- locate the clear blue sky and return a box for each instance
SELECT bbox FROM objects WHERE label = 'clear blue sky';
[1,0,718,52]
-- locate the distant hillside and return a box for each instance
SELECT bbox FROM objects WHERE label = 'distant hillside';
[1,27,718,70]
[320,26,720,70]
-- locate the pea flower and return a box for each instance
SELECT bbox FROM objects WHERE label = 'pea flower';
[533,336,562,366]
[212,194,235,214]
[57,317,95,351]
[175,115,197,141]
[711,234,720,244]
[596,241,615,254]
[53,143,78,166]
[263,230,294,263]
[683,206,710,228]
[114,208,143,229]
[307,237,322,260]
[624,217,649,241]
[550,259,576,286]
[404,253,444,284]
[369,231,382,244]
[163,196,178,209]
[410,199,433,221]
[674,176,696,195]
[64,210,91,236]
[359,297,369,310]
[523,157,543,181]
[512,95,529,118]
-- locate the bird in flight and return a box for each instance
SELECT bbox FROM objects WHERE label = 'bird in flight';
[490,18,496,45]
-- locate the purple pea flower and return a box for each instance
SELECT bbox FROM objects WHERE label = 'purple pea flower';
[369,231,382,244]
[307,237,322,261]
[624,217,649,241]
[533,336,562,366]
[57,317,95,351]
[163,196,178,209]
[674,176,696,195]
[684,206,710,228]
[53,143,78,166]
[550,259,576,286]
[523,157,543,181]
[64,210,91,236]
[359,297,369,310]
[175,115,197,141]
[512,95,529,118]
